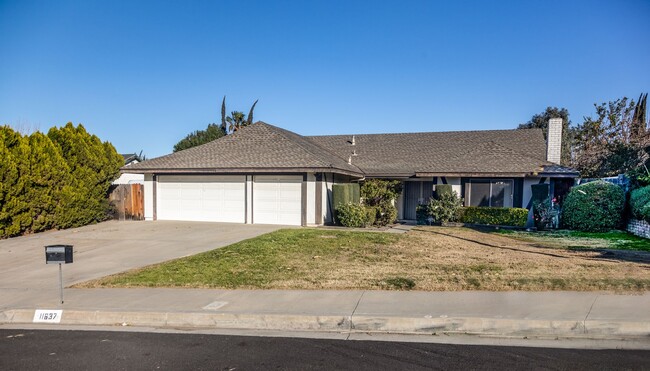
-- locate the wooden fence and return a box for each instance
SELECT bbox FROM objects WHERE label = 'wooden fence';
[109,184,144,220]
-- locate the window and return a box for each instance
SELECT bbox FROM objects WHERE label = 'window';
[466,179,513,208]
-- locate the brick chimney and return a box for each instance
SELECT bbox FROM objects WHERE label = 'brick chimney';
[546,118,562,164]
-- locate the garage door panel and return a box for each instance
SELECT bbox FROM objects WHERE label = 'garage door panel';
[157,176,245,223]
[253,176,302,226]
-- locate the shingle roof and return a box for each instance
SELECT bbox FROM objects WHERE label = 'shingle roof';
[124,122,579,177]
[124,122,363,175]
[308,129,578,177]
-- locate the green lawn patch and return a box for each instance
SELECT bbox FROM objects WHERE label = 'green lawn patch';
[82,229,401,289]
[495,229,650,252]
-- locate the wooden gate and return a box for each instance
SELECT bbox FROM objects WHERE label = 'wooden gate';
[109,184,144,220]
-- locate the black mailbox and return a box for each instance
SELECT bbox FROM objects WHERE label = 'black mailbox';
[45,245,73,264]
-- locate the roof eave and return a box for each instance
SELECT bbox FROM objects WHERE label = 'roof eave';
[121,166,364,178]
[537,171,581,178]
[414,171,534,178]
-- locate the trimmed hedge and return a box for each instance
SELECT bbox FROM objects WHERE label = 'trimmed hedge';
[460,207,529,227]
[562,180,625,232]
[629,185,650,222]
[332,183,360,209]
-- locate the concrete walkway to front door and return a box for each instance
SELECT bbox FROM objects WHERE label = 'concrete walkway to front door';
[0,220,283,292]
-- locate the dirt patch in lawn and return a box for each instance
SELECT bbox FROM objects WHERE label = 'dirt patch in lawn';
[78,227,650,291]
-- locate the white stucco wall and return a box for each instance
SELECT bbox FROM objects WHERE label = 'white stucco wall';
[445,177,462,196]
[113,172,145,185]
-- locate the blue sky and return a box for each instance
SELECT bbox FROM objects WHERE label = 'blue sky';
[1,0,649,158]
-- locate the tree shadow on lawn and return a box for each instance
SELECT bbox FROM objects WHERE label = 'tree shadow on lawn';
[416,227,650,267]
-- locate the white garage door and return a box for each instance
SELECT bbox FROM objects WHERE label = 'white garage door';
[157,175,245,223]
[253,175,302,226]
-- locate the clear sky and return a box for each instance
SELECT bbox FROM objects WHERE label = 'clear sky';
[1,0,649,158]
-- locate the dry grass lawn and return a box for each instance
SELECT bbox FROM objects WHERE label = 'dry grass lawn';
[79,226,650,291]
[396,227,649,291]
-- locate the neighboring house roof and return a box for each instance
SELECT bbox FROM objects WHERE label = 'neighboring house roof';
[124,121,579,178]
[121,153,140,166]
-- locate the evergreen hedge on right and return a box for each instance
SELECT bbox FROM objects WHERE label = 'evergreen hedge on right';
[629,185,650,223]
[562,180,625,232]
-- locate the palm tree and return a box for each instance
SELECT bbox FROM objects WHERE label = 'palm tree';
[220,96,259,133]
[226,111,247,132]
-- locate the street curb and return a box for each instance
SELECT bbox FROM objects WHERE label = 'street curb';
[0,310,350,332]
[2,309,649,340]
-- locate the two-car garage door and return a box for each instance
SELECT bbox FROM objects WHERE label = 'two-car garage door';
[156,175,302,225]
[157,175,246,223]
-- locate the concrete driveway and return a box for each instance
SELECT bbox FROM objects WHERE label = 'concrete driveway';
[0,221,283,291]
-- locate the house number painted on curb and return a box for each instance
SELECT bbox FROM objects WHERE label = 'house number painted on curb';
[33,309,63,323]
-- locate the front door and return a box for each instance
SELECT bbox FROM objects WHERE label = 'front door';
[403,182,433,220]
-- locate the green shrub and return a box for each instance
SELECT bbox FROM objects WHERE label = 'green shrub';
[627,165,650,188]
[375,200,398,226]
[433,184,452,199]
[361,179,402,226]
[461,207,529,227]
[426,191,463,224]
[335,203,367,228]
[361,179,402,205]
[364,206,377,227]
[562,180,625,232]
[629,186,650,222]
[416,204,429,225]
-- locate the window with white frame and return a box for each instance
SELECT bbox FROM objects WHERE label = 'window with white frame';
[466,179,513,207]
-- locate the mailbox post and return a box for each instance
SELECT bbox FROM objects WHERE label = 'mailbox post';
[45,245,73,304]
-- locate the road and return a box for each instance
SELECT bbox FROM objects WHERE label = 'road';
[1,330,649,370]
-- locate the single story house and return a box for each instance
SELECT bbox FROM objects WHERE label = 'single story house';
[122,119,579,226]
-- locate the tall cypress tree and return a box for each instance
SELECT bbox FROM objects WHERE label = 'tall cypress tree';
[0,127,31,237]
[27,132,71,232]
[48,123,122,227]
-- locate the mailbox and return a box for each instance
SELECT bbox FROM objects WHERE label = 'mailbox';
[45,245,73,264]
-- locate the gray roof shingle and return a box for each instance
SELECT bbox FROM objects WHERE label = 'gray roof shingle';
[124,122,363,175]
[124,122,579,177]
[308,129,577,177]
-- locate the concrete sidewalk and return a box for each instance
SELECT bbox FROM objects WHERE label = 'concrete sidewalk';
[2,288,649,341]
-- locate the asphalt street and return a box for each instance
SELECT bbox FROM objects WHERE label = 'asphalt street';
[1,330,649,370]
